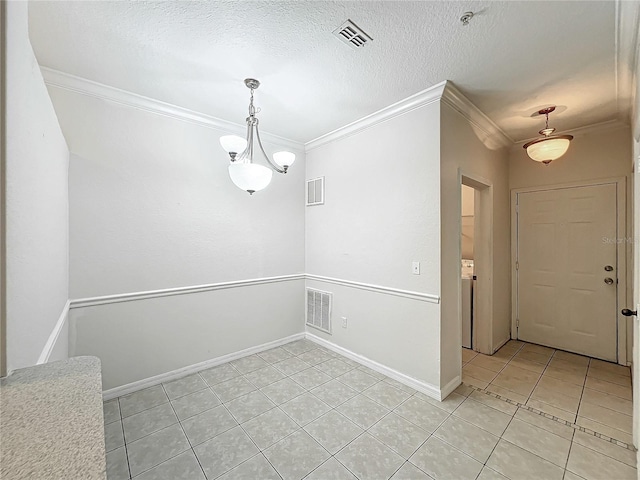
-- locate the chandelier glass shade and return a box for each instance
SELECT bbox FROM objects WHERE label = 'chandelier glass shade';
[523,107,573,165]
[228,163,273,194]
[220,79,295,194]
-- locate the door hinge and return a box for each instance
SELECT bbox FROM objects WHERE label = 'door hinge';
[516,318,519,328]
[516,261,519,270]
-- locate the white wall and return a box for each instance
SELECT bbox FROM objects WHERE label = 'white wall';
[5,1,69,371]
[45,86,306,389]
[44,89,305,298]
[305,101,443,390]
[440,101,511,389]
[71,281,304,390]
[510,125,633,362]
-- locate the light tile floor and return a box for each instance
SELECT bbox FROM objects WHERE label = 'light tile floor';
[104,339,637,480]
[463,340,634,445]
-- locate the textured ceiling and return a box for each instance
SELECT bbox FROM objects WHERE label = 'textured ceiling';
[28,1,621,143]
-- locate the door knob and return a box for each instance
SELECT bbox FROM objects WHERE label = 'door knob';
[604,277,614,285]
[604,265,614,271]
[621,309,637,317]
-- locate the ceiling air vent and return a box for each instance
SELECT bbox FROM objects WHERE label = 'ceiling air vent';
[333,20,373,50]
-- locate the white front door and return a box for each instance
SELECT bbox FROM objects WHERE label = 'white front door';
[516,183,618,362]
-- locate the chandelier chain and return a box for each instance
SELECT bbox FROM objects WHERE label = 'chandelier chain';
[248,87,255,117]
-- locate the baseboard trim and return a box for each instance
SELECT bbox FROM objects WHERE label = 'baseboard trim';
[102,332,305,400]
[493,336,511,355]
[440,375,462,399]
[306,274,440,304]
[37,300,70,365]
[71,274,305,309]
[305,332,446,401]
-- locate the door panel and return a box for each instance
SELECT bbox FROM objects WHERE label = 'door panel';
[517,184,617,361]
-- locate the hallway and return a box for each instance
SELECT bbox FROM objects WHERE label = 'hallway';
[462,340,633,446]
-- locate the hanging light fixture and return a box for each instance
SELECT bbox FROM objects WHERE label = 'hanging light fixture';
[523,106,573,165]
[219,78,295,195]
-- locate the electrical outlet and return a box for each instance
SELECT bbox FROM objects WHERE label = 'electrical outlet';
[341,317,348,328]
[412,261,420,275]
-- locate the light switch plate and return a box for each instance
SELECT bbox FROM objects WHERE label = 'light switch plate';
[412,262,420,275]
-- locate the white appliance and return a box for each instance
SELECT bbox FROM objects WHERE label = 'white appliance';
[461,260,474,349]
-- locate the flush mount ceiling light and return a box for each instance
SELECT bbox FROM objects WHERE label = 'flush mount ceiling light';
[523,106,573,165]
[219,78,295,195]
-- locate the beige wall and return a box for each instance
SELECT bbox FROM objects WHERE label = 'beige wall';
[510,126,632,189]
[440,101,511,389]
[510,125,633,363]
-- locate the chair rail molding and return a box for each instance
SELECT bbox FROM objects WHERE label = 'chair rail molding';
[69,274,440,309]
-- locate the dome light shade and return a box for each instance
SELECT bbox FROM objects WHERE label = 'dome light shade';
[524,136,572,164]
[220,135,247,155]
[228,163,273,194]
[273,151,296,169]
[523,106,573,165]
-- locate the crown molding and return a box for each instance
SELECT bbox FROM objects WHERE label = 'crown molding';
[305,80,513,152]
[304,81,447,152]
[440,82,514,148]
[513,118,630,147]
[40,67,305,152]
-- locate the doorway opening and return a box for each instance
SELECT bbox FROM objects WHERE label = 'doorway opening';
[460,174,493,356]
[461,184,475,351]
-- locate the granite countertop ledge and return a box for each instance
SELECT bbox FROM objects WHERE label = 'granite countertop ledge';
[0,356,106,479]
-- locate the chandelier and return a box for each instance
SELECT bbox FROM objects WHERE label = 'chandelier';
[219,78,295,194]
[523,106,573,165]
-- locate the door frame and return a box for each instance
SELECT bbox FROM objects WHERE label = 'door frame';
[460,171,494,355]
[510,176,628,365]
[0,0,6,378]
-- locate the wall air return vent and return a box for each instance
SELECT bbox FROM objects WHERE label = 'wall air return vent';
[306,288,332,334]
[306,177,324,206]
[333,20,373,50]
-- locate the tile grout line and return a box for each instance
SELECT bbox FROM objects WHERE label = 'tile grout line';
[468,342,635,450]
[121,381,227,479]
[110,340,634,480]
[273,345,373,480]
[475,409,519,479]
[462,382,637,452]
[519,345,557,413]
[236,345,335,479]
[240,344,370,479]
[115,345,438,478]
[272,344,448,479]
[116,397,133,480]
[463,340,525,390]
[160,382,209,480]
